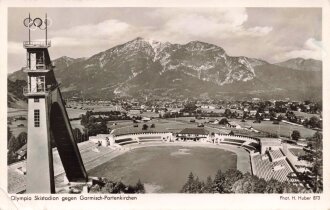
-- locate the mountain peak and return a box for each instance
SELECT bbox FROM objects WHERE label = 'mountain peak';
[8,37,321,101]
[55,56,74,61]
[275,57,322,71]
[184,40,223,53]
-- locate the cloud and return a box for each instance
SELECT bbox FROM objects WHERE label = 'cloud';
[274,38,322,61]
[48,19,144,53]
[146,8,272,42]
[7,8,320,73]
[52,19,132,39]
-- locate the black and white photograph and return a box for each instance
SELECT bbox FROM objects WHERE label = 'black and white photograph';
[1,1,329,210]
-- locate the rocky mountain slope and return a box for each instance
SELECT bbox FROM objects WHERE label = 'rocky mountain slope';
[8,37,322,102]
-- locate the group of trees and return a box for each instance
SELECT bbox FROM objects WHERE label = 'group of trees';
[223,109,239,119]
[89,178,145,194]
[72,128,88,143]
[180,169,308,194]
[288,131,323,192]
[285,111,322,129]
[289,101,322,114]
[140,123,155,130]
[303,116,322,129]
[81,111,130,126]
[80,111,109,141]
[7,127,27,164]
[298,131,323,193]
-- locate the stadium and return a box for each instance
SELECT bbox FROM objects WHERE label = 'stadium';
[9,124,307,193]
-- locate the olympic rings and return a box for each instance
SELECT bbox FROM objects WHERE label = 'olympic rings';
[23,16,52,30]
[33,18,43,27]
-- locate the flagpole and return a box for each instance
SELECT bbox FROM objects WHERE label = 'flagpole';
[45,13,48,45]
[28,13,31,44]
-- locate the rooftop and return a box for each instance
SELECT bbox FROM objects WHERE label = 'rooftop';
[15,144,27,156]
[260,138,282,146]
[178,128,209,135]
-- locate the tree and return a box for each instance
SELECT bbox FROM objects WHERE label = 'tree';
[219,118,229,125]
[80,111,93,126]
[212,170,225,193]
[291,130,301,141]
[264,179,284,193]
[73,128,83,143]
[150,124,155,128]
[181,172,196,193]
[307,116,321,129]
[182,103,197,114]
[231,173,267,193]
[224,109,232,118]
[242,112,248,120]
[231,173,254,193]
[255,112,262,121]
[89,184,101,193]
[281,181,307,193]
[286,111,297,123]
[7,131,27,165]
[193,176,204,193]
[298,132,323,192]
[180,172,205,193]
[85,119,109,137]
[229,130,234,135]
[134,179,145,193]
[16,132,27,145]
[253,177,268,193]
[222,169,243,193]
[91,178,145,194]
[7,126,12,142]
[277,115,284,121]
[142,124,148,130]
[269,110,277,120]
[202,176,214,193]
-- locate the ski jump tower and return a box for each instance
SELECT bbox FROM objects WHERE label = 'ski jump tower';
[23,14,88,193]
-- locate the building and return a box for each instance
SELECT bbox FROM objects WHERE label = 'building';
[177,128,209,142]
[250,110,257,116]
[22,15,88,193]
[15,144,27,160]
[226,121,242,129]
[259,138,283,154]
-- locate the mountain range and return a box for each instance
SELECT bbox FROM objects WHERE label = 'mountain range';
[8,37,322,103]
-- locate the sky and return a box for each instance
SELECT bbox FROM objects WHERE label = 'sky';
[7,7,322,73]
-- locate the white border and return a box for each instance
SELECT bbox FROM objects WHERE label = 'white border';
[0,0,329,210]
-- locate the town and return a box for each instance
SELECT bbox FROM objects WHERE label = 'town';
[8,95,323,193]
[6,7,323,196]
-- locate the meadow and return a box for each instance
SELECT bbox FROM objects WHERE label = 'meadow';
[88,146,237,193]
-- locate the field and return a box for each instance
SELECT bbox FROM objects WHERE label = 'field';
[109,118,221,136]
[7,105,318,139]
[293,111,321,119]
[66,108,86,119]
[8,108,28,137]
[88,146,237,193]
[168,116,317,138]
[67,102,124,112]
[229,119,316,138]
[7,108,27,118]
